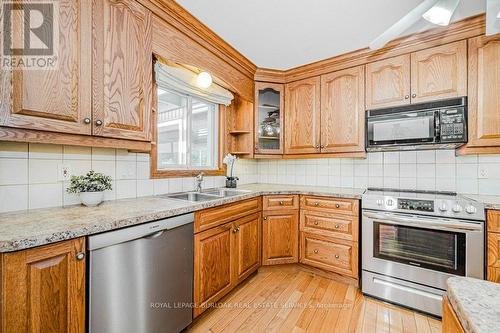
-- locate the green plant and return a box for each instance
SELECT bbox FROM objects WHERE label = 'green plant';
[66,170,112,194]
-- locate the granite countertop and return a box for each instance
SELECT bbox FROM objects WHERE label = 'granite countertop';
[446,277,500,333]
[463,194,500,210]
[0,183,364,253]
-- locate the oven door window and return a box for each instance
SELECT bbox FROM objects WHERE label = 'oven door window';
[373,222,466,275]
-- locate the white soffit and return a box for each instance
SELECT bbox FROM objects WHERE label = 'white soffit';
[176,0,486,70]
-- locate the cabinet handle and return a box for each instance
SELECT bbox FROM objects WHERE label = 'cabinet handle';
[320,145,325,149]
[236,227,240,232]
[335,254,340,259]
[314,202,319,207]
[314,221,319,225]
[313,249,319,254]
[404,95,409,100]
[233,228,238,233]
[315,145,320,149]
[335,224,340,229]
[95,119,103,126]
[76,252,85,261]
[279,201,284,205]
[412,93,417,98]
[335,204,340,208]
[263,217,267,220]
[83,117,91,124]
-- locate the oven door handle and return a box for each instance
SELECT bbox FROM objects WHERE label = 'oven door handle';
[362,211,483,232]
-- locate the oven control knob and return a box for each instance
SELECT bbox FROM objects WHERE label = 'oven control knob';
[452,204,463,213]
[439,203,448,212]
[465,205,477,214]
[376,199,384,206]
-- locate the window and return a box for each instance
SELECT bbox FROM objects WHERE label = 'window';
[156,89,218,170]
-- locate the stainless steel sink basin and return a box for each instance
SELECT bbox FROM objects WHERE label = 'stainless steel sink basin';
[164,192,220,202]
[203,189,251,197]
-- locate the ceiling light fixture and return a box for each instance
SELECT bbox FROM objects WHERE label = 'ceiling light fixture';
[422,0,460,26]
[196,71,213,89]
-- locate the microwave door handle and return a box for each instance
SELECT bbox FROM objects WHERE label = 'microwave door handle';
[362,211,482,232]
[434,110,440,140]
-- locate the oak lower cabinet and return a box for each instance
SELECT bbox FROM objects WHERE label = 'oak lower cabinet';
[92,0,152,141]
[194,209,262,317]
[487,210,500,282]
[262,210,299,265]
[299,196,359,282]
[0,1,92,135]
[442,295,465,333]
[0,238,86,333]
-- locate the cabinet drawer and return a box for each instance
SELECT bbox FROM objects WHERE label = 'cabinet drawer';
[300,210,358,242]
[300,233,358,278]
[195,197,262,233]
[263,195,299,210]
[488,210,500,233]
[300,196,359,216]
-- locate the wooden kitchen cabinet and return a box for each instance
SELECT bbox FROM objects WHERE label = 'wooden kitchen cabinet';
[262,210,299,265]
[92,0,153,141]
[194,209,262,317]
[320,66,365,153]
[0,238,86,333]
[0,1,92,135]
[464,35,500,149]
[410,41,467,103]
[442,295,465,333]
[487,210,500,283]
[255,82,284,155]
[366,54,411,109]
[284,77,321,154]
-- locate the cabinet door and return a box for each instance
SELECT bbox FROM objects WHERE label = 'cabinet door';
[466,35,500,148]
[255,82,284,154]
[194,223,233,317]
[0,1,92,135]
[284,77,321,154]
[487,232,500,283]
[411,41,467,103]
[1,238,86,333]
[320,66,365,153]
[92,0,152,141]
[366,55,411,109]
[262,210,299,265]
[233,213,261,283]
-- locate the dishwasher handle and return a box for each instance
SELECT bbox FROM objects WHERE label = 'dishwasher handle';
[88,213,194,251]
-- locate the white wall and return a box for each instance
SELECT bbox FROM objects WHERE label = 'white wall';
[256,150,500,195]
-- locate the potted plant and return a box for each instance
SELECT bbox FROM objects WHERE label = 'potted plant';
[223,154,239,188]
[67,170,112,207]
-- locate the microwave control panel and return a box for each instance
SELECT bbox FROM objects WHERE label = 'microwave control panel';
[440,109,466,142]
[398,199,434,212]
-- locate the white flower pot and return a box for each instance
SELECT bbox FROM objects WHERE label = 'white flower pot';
[79,191,104,207]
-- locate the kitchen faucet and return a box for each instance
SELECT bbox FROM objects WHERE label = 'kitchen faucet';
[195,172,204,192]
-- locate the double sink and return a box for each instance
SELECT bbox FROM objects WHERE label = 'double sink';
[164,188,251,202]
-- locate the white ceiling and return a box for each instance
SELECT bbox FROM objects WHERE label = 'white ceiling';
[176,0,486,70]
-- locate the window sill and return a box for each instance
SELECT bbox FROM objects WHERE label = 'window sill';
[151,168,226,179]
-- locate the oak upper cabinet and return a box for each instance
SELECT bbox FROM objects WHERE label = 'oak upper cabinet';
[92,0,152,141]
[320,66,365,153]
[233,213,261,283]
[466,35,500,148]
[284,77,321,154]
[255,82,284,154]
[0,238,86,333]
[0,1,92,135]
[194,223,234,317]
[366,54,411,109]
[262,210,299,265]
[410,41,467,103]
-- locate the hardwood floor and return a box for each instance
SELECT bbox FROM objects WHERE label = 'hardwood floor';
[188,265,441,333]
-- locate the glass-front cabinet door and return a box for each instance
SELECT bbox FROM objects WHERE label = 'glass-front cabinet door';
[254,82,284,154]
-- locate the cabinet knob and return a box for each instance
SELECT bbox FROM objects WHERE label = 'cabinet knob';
[95,119,103,126]
[320,145,325,149]
[83,117,91,124]
[314,202,319,207]
[263,217,267,220]
[412,93,417,98]
[335,254,340,259]
[233,228,238,233]
[315,145,320,149]
[313,249,319,254]
[236,227,240,232]
[279,201,284,205]
[335,224,340,229]
[314,221,319,225]
[335,204,340,208]
[76,252,85,261]
[404,95,409,100]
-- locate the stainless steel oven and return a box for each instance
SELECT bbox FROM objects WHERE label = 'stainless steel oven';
[361,189,484,317]
[366,97,467,151]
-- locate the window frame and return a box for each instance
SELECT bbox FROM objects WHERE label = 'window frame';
[151,82,226,178]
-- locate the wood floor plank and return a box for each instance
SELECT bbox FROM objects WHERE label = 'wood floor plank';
[187,265,441,333]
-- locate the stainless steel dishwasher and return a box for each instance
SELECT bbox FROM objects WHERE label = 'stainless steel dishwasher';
[88,213,194,333]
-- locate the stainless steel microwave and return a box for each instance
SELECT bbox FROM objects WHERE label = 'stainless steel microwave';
[366,97,467,151]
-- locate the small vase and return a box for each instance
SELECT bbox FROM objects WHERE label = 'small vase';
[226,177,239,188]
[79,191,104,207]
